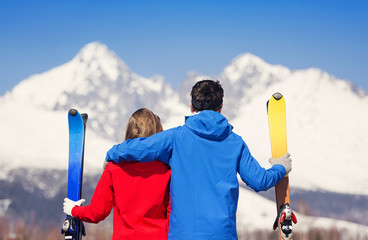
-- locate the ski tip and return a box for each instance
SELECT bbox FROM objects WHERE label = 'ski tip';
[272,92,283,100]
[68,109,78,116]
[81,113,88,122]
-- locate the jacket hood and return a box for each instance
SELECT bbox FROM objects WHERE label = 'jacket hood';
[184,110,233,140]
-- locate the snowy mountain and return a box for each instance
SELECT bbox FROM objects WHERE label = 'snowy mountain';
[1,42,187,142]
[1,42,368,235]
[227,59,368,195]
[178,52,368,196]
[0,42,187,172]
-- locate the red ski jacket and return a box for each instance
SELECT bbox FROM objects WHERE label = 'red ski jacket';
[72,161,171,240]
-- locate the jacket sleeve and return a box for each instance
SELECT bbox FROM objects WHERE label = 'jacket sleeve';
[238,142,286,192]
[71,164,115,223]
[105,128,175,165]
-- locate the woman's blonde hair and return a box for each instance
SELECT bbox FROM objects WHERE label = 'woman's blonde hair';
[125,108,163,140]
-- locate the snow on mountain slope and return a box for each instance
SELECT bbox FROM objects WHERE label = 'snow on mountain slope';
[176,51,368,195]
[1,42,187,142]
[220,53,290,95]
[237,186,368,238]
[230,66,368,195]
[1,42,368,197]
[0,42,187,174]
[0,103,113,175]
[2,42,127,109]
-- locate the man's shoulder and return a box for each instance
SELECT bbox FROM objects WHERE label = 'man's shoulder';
[226,129,242,140]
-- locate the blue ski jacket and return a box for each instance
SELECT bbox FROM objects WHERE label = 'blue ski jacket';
[106,110,286,239]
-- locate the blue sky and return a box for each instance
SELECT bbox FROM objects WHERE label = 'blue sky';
[0,0,367,96]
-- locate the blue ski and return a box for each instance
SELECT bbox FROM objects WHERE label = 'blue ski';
[62,109,87,240]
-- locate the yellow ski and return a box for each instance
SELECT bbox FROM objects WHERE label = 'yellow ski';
[267,92,297,240]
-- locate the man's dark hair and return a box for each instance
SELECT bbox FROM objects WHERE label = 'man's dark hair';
[191,80,224,112]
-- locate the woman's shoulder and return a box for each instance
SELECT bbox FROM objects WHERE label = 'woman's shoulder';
[107,160,170,173]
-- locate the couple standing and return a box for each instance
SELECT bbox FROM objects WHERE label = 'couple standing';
[63,80,291,239]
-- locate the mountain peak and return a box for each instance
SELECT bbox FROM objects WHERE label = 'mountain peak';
[221,52,290,87]
[81,41,106,50]
[233,53,266,66]
[2,42,130,110]
[73,42,121,64]
[69,42,130,84]
[230,52,290,73]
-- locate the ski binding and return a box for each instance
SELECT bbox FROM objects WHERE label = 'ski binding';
[61,216,86,240]
[273,203,297,240]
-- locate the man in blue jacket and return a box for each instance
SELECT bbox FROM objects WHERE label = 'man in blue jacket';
[106,80,292,239]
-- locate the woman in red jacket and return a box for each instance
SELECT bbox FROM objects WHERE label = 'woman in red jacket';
[63,108,171,239]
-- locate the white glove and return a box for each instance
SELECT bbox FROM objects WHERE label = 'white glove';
[63,198,85,216]
[269,153,292,175]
